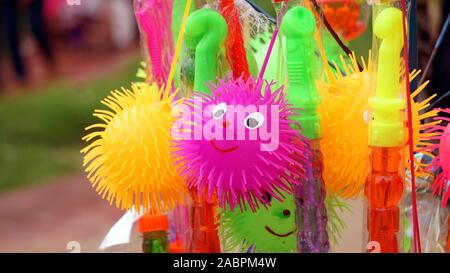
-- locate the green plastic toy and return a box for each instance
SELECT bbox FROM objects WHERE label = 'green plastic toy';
[219,193,348,253]
[281,6,331,253]
[172,0,197,90]
[184,9,228,95]
[172,0,197,43]
[369,7,405,147]
[219,194,296,253]
[281,7,320,140]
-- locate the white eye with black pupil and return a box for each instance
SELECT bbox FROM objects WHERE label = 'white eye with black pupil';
[363,109,369,124]
[244,112,264,129]
[212,103,227,120]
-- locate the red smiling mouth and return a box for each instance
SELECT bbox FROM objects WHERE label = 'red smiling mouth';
[210,140,239,153]
[265,226,295,238]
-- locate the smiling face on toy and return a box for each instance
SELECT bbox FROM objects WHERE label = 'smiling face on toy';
[172,77,310,211]
[219,193,296,253]
[206,102,267,153]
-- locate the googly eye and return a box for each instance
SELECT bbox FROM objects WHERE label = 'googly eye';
[363,109,370,124]
[244,112,264,129]
[212,103,227,120]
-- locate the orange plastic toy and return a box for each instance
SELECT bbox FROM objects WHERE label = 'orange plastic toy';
[319,0,366,40]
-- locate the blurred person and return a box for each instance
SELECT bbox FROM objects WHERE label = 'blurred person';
[57,0,112,52]
[0,0,27,80]
[0,0,54,83]
[108,0,137,50]
[29,0,54,64]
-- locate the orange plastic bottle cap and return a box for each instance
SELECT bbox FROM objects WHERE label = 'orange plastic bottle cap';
[138,214,169,233]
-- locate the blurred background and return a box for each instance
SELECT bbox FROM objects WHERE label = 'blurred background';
[0,0,448,252]
[0,0,139,252]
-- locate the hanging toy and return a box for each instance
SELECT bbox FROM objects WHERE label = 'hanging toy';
[218,191,349,253]
[318,0,367,41]
[81,0,195,213]
[81,84,187,213]
[134,0,174,86]
[219,0,251,80]
[219,193,297,253]
[281,6,330,253]
[315,46,439,200]
[183,8,228,95]
[174,5,310,211]
[176,7,228,253]
[365,7,406,253]
[307,0,364,74]
[317,51,372,198]
[424,109,450,207]
[173,77,310,211]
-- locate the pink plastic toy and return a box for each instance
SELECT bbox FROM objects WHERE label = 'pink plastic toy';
[425,109,450,207]
[172,76,311,211]
[135,0,174,86]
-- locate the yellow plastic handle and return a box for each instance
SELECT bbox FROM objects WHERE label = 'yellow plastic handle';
[369,7,406,147]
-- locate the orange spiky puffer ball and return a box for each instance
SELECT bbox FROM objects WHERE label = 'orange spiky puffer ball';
[318,53,438,198]
[81,83,188,213]
[318,53,372,198]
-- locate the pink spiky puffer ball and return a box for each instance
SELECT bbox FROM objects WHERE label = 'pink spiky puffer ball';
[172,77,311,211]
[424,108,450,207]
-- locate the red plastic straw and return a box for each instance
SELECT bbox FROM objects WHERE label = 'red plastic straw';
[401,0,421,253]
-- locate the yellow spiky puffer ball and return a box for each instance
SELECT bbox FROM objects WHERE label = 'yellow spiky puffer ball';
[318,53,438,198]
[81,83,187,213]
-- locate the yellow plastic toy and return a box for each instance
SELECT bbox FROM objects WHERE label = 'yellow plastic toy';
[81,83,188,213]
[318,54,438,198]
[369,7,405,148]
[81,0,194,213]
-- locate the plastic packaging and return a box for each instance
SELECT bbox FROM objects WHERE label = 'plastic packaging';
[184,8,228,95]
[365,6,406,253]
[403,157,449,253]
[134,0,174,86]
[281,6,330,253]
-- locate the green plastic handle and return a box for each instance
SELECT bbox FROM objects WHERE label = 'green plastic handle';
[369,7,405,147]
[185,9,228,95]
[281,7,320,140]
[172,0,197,43]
